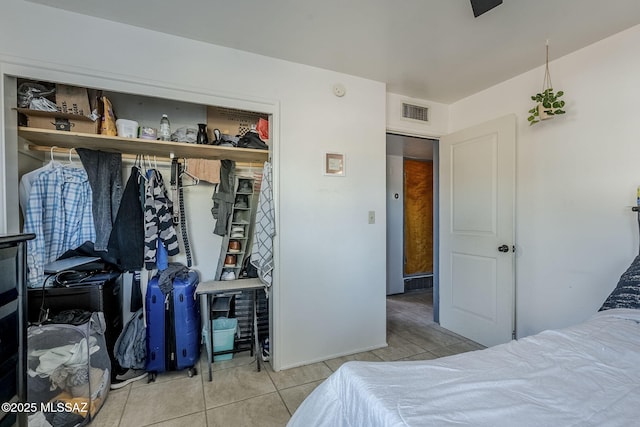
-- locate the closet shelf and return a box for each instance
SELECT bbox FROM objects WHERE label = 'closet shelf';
[18,127,269,163]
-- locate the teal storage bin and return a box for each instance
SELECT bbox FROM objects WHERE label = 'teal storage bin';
[212,317,238,361]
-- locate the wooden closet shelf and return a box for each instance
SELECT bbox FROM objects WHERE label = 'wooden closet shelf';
[18,127,269,163]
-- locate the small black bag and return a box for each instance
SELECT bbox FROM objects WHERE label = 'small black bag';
[237,131,268,150]
[240,255,259,278]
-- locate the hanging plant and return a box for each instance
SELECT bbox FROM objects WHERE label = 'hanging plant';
[527,42,566,125]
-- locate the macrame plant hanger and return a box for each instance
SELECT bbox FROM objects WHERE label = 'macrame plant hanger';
[542,41,553,95]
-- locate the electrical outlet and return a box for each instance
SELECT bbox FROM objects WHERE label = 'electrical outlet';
[368,210,375,224]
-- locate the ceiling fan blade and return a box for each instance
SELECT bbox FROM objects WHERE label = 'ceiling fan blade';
[470,0,503,18]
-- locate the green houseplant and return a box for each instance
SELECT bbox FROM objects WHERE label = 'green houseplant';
[527,43,566,125]
[528,88,565,125]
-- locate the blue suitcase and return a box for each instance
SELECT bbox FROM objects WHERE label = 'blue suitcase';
[146,270,201,381]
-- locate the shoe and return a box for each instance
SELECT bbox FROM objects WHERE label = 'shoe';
[221,270,236,281]
[235,195,248,208]
[110,369,148,389]
[261,337,270,362]
[233,211,248,223]
[231,226,245,238]
[224,254,237,267]
[238,180,252,193]
[228,240,241,253]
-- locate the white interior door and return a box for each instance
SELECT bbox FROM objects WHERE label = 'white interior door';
[439,114,516,347]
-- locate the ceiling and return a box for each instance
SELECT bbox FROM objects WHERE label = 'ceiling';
[27,0,640,104]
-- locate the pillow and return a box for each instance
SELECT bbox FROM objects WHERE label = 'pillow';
[599,255,640,311]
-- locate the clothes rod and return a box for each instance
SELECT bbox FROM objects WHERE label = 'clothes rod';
[25,144,264,169]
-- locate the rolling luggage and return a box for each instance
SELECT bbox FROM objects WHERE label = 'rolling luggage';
[145,269,200,381]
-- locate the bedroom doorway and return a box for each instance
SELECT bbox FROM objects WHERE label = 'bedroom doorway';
[386,133,438,320]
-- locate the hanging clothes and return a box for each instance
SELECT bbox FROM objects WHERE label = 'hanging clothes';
[251,161,275,287]
[144,168,179,269]
[76,148,123,252]
[211,159,235,236]
[24,165,95,288]
[107,166,145,270]
[19,159,62,218]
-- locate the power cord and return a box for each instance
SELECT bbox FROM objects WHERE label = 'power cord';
[35,270,92,325]
[53,270,90,286]
[37,273,56,325]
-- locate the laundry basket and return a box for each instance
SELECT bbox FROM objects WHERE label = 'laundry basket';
[27,311,111,426]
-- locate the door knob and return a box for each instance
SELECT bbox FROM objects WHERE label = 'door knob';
[498,244,509,253]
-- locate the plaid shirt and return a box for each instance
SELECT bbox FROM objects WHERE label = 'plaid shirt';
[24,166,96,287]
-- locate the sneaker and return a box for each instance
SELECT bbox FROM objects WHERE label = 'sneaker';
[235,195,248,208]
[221,270,236,281]
[261,338,270,362]
[110,369,148,389]
[231,227,245,238]
[238,181,252,193]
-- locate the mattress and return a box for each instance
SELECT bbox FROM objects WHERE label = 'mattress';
[288,308,640,427]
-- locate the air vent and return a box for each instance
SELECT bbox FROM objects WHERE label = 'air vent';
[402,103,429,122]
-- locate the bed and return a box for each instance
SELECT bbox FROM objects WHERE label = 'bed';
[288,256,640,427]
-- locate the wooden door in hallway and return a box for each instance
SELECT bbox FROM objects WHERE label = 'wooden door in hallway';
[404,159,433,275]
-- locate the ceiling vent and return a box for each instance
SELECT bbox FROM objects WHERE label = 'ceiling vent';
[401,102,429,123]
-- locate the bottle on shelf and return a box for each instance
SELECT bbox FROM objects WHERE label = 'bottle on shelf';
[159,114,171,141]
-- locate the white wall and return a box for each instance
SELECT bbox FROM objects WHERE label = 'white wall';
[450,25,640,337]
[0,0,387,370]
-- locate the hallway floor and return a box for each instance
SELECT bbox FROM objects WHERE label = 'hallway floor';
[92,289,484,426]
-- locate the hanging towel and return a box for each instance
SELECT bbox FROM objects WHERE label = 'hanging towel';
[185,158,220,184]
[251,161,275,287]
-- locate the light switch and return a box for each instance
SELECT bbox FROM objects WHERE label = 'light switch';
[368,211,375,224]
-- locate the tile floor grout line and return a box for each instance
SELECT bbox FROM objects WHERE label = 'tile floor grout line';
[275,388,294,417]
[199,357,209,427]
[113,383,133,427]
[205,390,282,412]
[142,410,208,427]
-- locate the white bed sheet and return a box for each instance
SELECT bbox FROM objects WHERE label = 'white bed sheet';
[288,309,640,427]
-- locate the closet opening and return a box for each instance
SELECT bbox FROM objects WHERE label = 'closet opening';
[386,133,439,322]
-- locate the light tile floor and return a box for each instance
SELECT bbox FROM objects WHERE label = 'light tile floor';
[92,289,484,426]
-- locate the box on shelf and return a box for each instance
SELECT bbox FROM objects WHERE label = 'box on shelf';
[16,81,102,134]
[55,84,92,116]
[17,108,100,134]
[206,106,268,139]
